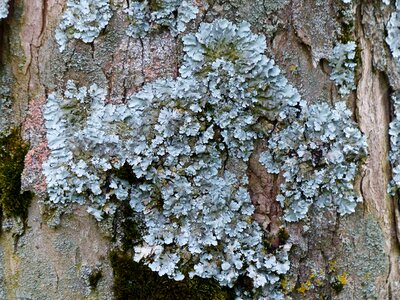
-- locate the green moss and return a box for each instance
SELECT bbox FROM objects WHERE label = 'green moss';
[116,202,142,252]
[0,128,32,220]
[194,44,240,77]
[277,227,289,244]
[111,196,234,299]
[88,269,103,289]
[148,0,163,12]
[138,0,163,12]
[337,6,354,44]
[110,250,233,300]
[339,21,354,44]
[331,279,345,293]
[204,43,240,64]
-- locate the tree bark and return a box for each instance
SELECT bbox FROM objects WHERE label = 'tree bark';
[0,0,399,299]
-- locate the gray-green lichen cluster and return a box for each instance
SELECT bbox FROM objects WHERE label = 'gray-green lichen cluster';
[0,76,12,133]
[44,19,298,299]
[55,0,112,52]
[44,9,368,299]
[329,42,357,96]
[260,102,367,222]
[124,0,199,37]
[55,0,199,51]
[43,81,107,209]
[386,0,400,63]
[386,3,400,194]
[389,94,400,194]
[0,0,9,20]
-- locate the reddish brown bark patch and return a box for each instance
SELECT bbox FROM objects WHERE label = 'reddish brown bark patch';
[22,97,49,195]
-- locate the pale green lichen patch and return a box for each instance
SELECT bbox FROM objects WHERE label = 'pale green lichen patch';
[0,75,12,133]
[388,93,400,195]
[0,0,9,20]
[44,19,298,299]
[55,0,112,52]
[386,0,400,63]
[44,18,367,299]
[124,0,199,37]
[260,102,367,221]
[329,41,357,96]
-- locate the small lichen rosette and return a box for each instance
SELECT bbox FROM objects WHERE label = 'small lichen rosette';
[181,19,303,122]
[124,0,199,37]
[55,0,112,52]
[386,0,400,63]
[0,0,9,19]
[329,42,357,96]
[388,94,400,194]
[260,102,367,222]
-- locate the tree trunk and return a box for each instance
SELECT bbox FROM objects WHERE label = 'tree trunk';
[0,0,399,299]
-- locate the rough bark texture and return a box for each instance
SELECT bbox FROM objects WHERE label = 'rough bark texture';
[0,0,399,299]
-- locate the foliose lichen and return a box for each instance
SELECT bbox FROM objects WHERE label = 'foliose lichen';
[180,19,302,121]
[124,0,199,37]
[44,18,367,299]
[386,0,400,63]
[0,77,12,133]
[44,19,300,299]
[43,81,113,213]
[259,102,367,222]
[389,93,400,194]
[0,0,9,19]
[338,0,355,43]
[329,41,357,96]
[55,0,112,52]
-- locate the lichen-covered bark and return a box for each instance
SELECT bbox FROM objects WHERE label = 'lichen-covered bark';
[275,1,400,299]
[0,0,399,299]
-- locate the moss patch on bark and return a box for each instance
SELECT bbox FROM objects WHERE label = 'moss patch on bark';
[0,127,32,219]
[110,250,233,300]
